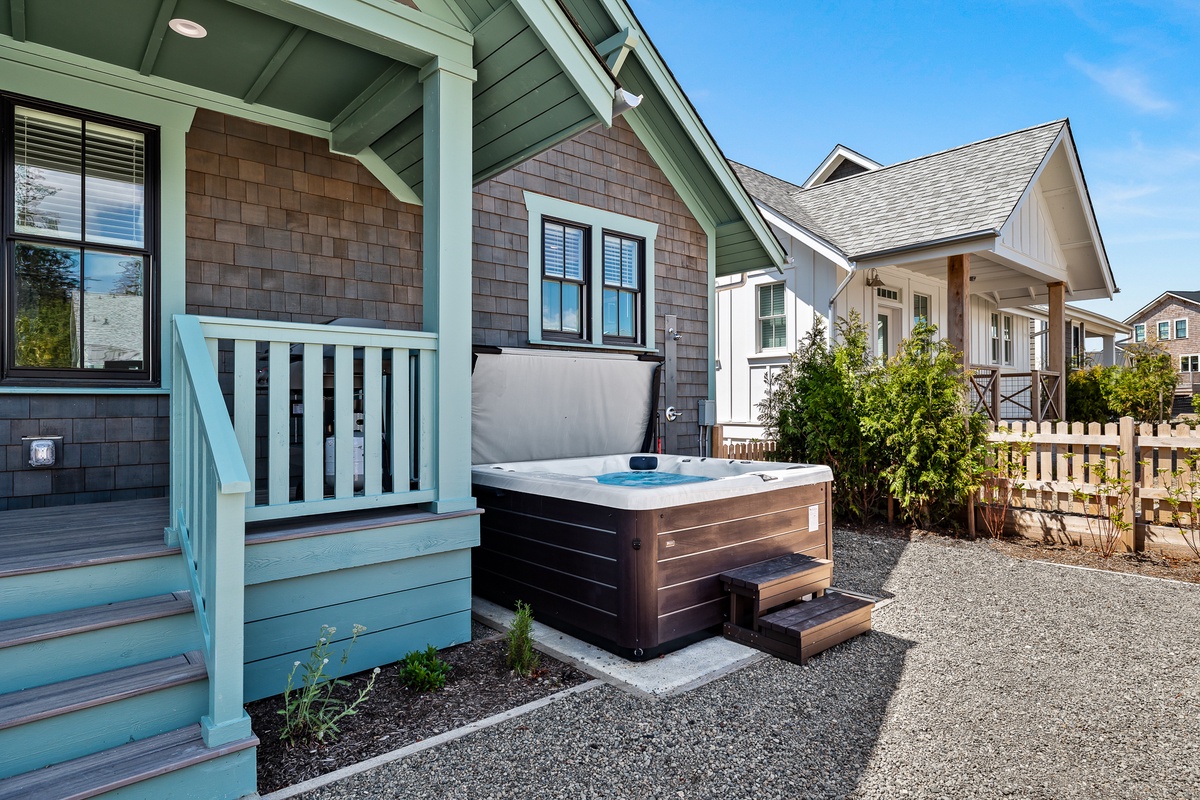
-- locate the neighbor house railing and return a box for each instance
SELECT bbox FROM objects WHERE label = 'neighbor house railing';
[194,316,438,522]
[168,315,253,747]
[970,366,1061,422]
[986,418,1200,553]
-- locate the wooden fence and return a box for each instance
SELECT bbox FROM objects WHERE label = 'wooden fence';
[987,417,1200,553]
[711,425,777,460]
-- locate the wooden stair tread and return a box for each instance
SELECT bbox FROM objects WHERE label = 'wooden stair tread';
[245,504,482,544]
[0,592,193,650]
[719,553,831,591]
[0,724,257,800]
[0,651,205,731]
[759,592,874,636]
[0,498,175,578]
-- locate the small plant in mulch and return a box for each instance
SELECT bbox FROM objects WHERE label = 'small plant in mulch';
[398,645,452,692]
[506,601,540,677]
[979,433,1031,540]
[1068,450,1135,559]
[279,624,380,744]
[1164,449,1200,560]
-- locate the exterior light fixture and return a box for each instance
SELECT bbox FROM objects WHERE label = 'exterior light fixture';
[168,18,208,38]
[865,269,885,288]
[23,436,63,468]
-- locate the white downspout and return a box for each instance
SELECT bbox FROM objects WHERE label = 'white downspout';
[826,262,858,345]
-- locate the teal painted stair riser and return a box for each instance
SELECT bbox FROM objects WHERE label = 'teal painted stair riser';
[0,615,202,695]
[0,556,189,623]
[89,747,257,800]
[0,681,207,779]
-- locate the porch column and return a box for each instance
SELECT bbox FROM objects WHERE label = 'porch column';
[1048,281,1066,415]
[422,57,477,514]
[947,254,970,371]
[1101,334,1116,367]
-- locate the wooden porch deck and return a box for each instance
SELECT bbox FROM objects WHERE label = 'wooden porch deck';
[0,497,174,578]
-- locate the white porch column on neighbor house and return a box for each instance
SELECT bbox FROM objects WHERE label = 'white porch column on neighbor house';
[1048,281,1066,414]
[422,56,477,513]
[1101,334,1116,366]
[947,254,970,371]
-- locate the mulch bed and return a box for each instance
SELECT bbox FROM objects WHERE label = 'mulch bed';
[843,520,1200,584]
[247,622,590,795]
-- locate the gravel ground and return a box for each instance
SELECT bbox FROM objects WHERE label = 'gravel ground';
[300,531,1200,800]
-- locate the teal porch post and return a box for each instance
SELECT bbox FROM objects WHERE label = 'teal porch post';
[421,56,477,514]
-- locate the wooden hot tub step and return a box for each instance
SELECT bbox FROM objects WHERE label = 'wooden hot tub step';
[719,552,833,626]
[723,590,873,665]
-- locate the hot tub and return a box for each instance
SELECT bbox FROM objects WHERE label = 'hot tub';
[472,453,833,659]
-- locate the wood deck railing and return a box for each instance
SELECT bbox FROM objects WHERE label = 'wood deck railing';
[970,366,1061,422]
[194,316,438,522]
[168,315,253,747]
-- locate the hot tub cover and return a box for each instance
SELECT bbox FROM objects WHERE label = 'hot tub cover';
[472,349,658,464]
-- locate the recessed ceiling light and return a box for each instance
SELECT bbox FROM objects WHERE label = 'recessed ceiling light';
[168,18,207,38]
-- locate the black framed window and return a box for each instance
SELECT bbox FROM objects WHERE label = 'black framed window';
[541,219,587,340]
[601,231,643,345]
[3,96,158,385]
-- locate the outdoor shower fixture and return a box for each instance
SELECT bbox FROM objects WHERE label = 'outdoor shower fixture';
[667,327,682,341]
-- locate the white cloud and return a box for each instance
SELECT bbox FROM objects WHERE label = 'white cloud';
[1066,55,1175,113]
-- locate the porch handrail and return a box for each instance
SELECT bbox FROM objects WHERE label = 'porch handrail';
[168,314,253,748]
[194,316,439,522]
[969,367,1061,423]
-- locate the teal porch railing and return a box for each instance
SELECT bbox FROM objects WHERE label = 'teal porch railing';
[168,315,253,747]
[193,316,438,521]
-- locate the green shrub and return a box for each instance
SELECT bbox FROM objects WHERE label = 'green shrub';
[398,645,452,692]
[1107,342,1176,422]
[758,312,881,521]
[506,601,539,677]
[279,624,379,743]
[1066,365,1114,423]
[861,321,989,527]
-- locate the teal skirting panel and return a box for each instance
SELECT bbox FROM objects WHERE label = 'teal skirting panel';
[242,549,473,702]
[103,745,257,800]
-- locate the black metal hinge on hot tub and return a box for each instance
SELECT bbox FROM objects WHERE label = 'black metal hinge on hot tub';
[632,538,641,550]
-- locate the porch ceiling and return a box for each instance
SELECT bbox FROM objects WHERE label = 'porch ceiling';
[0,0,616,201]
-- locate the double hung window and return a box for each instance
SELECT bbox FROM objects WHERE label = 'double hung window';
[3,97,157,384]
[541,220,587,339]
[601,232,642,344]
[1158,321,1171,341]
[757,283,786,350]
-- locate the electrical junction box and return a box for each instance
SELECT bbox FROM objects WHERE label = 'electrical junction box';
[698,399,716,427]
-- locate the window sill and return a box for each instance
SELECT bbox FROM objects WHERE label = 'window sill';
[527,338,658,355]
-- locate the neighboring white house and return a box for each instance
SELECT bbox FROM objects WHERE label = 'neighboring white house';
[718,121,1124,439]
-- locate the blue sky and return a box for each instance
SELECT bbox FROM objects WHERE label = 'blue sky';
[631,0,1200,322]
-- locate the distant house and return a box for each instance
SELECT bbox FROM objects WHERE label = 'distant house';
[717,121,1123,439]
[1124,291,1200,397]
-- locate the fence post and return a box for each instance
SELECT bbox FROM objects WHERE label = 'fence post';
[990,370,1002,422]
[712,424,725,459]
[1119,415,1137,552]
[1031,370,1041,422]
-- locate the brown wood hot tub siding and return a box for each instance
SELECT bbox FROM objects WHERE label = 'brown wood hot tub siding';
[473,480,832,658]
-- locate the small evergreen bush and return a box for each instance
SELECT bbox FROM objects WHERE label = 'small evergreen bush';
[398,645,452,692]
[506,601,539,676]
[1066,365,1114,424]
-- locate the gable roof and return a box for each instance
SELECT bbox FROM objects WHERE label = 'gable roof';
[788,120,1066,261]
[1124,291,1200,324]
[729,160,837,247]
[559,0,788,276]
[802,144,882,188]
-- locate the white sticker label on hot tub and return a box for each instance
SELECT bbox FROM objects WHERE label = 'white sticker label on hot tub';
[808,505,819,531]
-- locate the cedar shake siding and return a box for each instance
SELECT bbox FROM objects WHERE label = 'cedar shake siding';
[472,119,710,455]
[185,109,424,327]
[0,395,170,511]
[1130,296,1200,375]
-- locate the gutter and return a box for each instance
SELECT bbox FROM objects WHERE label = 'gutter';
[826,262,858,345]
[850,228,999,264]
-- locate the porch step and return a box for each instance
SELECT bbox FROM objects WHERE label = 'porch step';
[0,498,183,621]
[0,593,200,694]
[723,590,873,665]
[0,652,207,778]
[0,724,258,800]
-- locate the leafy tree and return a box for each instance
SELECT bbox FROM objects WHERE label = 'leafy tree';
[860,322,989,527]
[1107,342,1176,423]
